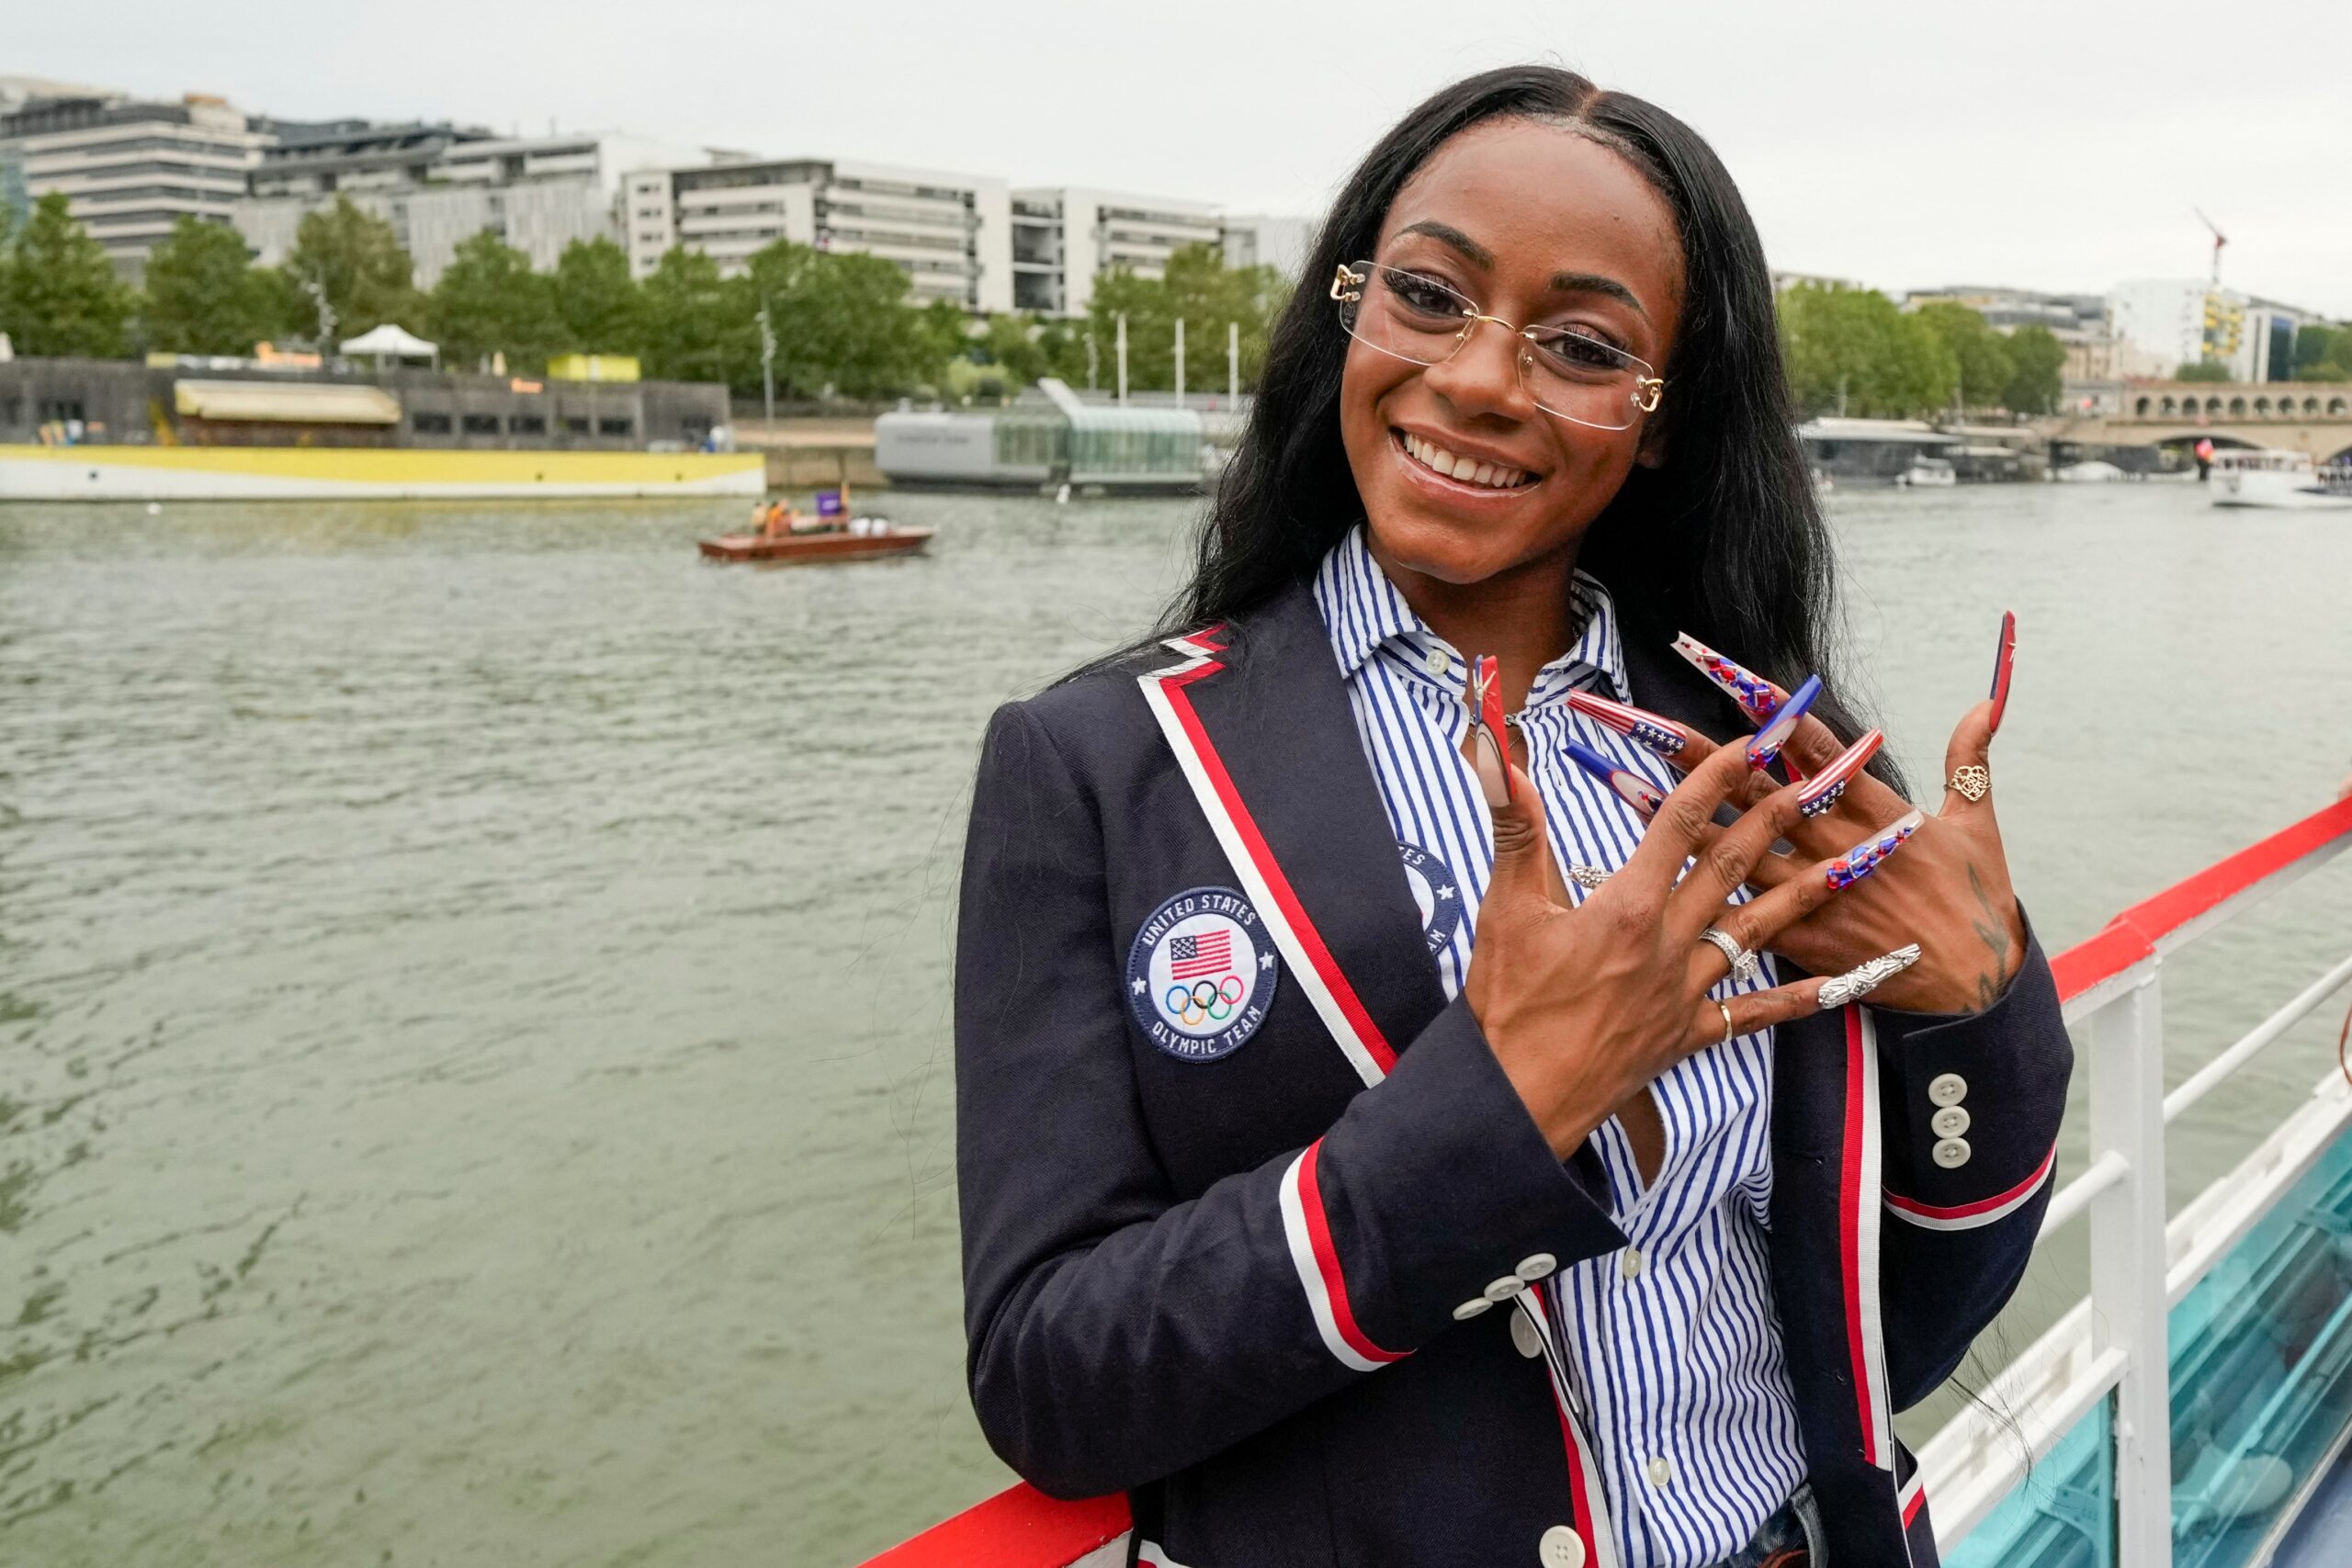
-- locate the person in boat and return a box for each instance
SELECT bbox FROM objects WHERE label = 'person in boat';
[955,66,2068,1568]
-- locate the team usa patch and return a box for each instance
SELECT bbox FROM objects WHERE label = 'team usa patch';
[1396,843,1464,955]
[1126,886,1279,1061]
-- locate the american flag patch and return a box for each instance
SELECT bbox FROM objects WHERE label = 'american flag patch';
[1169,931,1232,979]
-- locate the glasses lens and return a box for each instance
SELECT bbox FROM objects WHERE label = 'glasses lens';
[1522,327,1651,431]
[1336,262,1473,368]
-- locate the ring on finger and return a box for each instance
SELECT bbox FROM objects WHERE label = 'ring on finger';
[1949,763,1990,803]
[1566,865,1611,891]
[1698,925,1759,985]
[1717,998,1736,1044]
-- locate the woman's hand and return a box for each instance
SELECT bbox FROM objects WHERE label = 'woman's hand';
[1465,739,1914,1158]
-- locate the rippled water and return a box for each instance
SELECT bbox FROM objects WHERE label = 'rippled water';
[2,482,2348,1565]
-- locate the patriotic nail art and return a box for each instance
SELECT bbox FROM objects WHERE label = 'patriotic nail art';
[1467,654,1514,805]
[1565,689,1688,757]
[1564,739,1668,818]
[1987,611,2018,737]
[1794,728,1884,818]
[1673,633,1783,724]
[1747,673,1823,772]
[1825,809,1924,890]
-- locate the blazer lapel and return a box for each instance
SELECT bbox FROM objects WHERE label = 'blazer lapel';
[1136,584,1448,1087]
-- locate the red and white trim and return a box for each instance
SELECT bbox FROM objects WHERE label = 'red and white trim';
[1515,1290,1623,1568]
[1138,652,1398,1087]
[1278,1142,1407,1372]
[1900,1471,1928,1529]
[1885,1145,2058,1232]
[1136,1541,1192,1568]
[1841,1007,1895,1473]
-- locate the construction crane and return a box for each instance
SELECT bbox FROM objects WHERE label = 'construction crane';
[2194,209,2228,286]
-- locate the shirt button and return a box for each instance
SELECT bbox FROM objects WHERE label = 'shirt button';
[1933,1136,1973,1169]
[1423,646,1450,677]
[1539,1523,1588,1568]
[1619,1247,1645,1280]
[1484,1275,1522,1303]
[1511,1309,1544,1359]
[1453,1295,1495,1321]
[1928,1072,1968,1107]
[1647,1455,1674,1487]
[1515,1252,1557,1280]
[1932,1105,1972,1138]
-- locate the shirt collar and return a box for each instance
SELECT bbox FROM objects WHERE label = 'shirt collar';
[1312,523,1629,703]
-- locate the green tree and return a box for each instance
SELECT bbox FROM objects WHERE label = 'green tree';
[0,192,134,357]
[1999,324,2066,416]
[551,237,647,355]
[140,215,277,355]
[426,230,567,372]
[278,195,419,344]
[745,240,952,399]
[640,245,750,386]
[2176,360,2232,383]
[2292,323,2352,381]
[1083,243,1289,395]
[1777,282,1953,417]
[1915,302,2013,412]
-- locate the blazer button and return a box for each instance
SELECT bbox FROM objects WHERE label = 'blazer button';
[1515,1252,1557,1280]
[1484,1275,1523,1303]
[1539,1523,1588,1568]
[1453,1295,1496,1321]
[1932,1105,1972,1138]
[1933,1136,1973,1169]
[1511,1309,1544,1359]
[1928,1072,1968,1107]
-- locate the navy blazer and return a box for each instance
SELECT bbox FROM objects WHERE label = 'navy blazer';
[956,581,2072,1568]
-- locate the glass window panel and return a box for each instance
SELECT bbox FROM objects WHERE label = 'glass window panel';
[1944,1399,2115,1568]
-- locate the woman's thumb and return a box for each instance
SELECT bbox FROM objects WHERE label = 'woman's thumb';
[1481,753,1553,904]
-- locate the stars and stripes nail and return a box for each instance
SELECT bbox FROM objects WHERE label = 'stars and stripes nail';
[1563,739,1668,818]
[1795,728,1884,818]
[1825,810,1924,890]
[1672,632,1784,724]
[1987,610,2018,737]
[1564,689,1688,757]
[1746,672,1822,772]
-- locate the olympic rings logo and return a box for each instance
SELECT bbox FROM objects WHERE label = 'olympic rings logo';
[1164,973,1247,1028]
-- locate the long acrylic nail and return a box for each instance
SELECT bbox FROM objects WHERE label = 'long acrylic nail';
[1564,739,1667,818]
[1817,943,1923,1009]
[1566,689,1690,758]
[1467,654,1515,806]
[1795,728,1884,818]
[1987,611,2017,738]
[1824,809,1924,890]
[1746,673,1823,772]
[1673,633,1783,725]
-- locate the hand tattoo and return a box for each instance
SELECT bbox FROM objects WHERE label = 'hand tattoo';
[1966,863,2015,1013]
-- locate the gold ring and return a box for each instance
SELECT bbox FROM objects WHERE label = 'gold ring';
[1717,999,1736,1044]
[1949,764,1990,803]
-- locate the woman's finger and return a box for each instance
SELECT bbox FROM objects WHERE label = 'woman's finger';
[1939,699,1997,818]
[1683,942,1928,1055]
[1609,736,1757,892]
[1671,774,1809,930]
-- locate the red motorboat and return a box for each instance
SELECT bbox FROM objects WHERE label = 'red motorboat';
[697,524,933,564]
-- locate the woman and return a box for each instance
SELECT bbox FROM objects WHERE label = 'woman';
[956,66,2069,1568]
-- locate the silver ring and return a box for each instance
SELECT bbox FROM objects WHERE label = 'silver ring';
[1698,926,1759,985]
[1717,999,1736,1044]
[1566,865,1611,891]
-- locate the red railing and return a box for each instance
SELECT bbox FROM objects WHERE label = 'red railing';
[865,793,2352,1568]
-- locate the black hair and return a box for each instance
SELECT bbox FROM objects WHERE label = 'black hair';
[1162,63,1891,778]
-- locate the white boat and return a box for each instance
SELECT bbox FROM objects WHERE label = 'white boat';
[2211,449,2352,511]
[1894,457,1957,488]
[2053,459,2127,483]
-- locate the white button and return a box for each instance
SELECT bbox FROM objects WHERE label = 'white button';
[1928,1072,1968,1107]
[1424,646,1451,676]
[1511,1309,1544,1359]
[1539,1523,1588,1568]
[1932,1105,1972,1138]
[1620,1247,1645,1280]
[1484,1275,1522,1303]
[1453,1295,1495,1321]
[1515,1252,1557,1280]
[1647,1455,1674,1487]
[1933,1136,1973,1169]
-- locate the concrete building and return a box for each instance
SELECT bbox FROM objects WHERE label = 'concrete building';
[1009,188,1222,315]
[2109,280,2325,383]
[1221,214,1314,278]
[0,83,267,279]
[623,157,1012,312]
[236,130,705,288]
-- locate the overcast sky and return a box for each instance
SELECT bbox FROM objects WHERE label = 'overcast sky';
[32,0,2352,316]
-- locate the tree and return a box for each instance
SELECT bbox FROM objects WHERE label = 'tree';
[1081,243,1289,395]
[2293,323,2352,381]
[141,215,277,355]
[551,237,647,355]
[1776,283,1953,417]
[2176,360,2233,383]
[278,195,418,344]
[1915,302,2013,412]
[640,245,749,387]
[427,230,567,372]
[2000,324,2066,416]
[0,192,134,357]
[746,240,953,399]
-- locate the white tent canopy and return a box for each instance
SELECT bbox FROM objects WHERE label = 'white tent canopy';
[339,323,438,362]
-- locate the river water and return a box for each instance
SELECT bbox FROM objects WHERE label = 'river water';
[3,481,2349,1566]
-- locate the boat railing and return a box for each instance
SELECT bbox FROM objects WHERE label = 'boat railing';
[857,794,2352,1568]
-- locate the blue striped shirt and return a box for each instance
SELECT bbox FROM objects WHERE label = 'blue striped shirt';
[1311,525,1804,1568]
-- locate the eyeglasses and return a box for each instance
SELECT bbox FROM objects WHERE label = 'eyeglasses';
[1330,261,1665,432]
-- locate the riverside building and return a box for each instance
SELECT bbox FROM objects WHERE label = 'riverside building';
[1006,188,1221,315]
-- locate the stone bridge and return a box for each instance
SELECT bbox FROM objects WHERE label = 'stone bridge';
[2041,380,2352,461]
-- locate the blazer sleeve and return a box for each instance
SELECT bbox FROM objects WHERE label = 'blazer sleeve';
[956,700,1626,1498]
[1871,919,2074,1409]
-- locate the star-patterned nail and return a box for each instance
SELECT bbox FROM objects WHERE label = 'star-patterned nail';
[1987,611,2017,737]
[1673,633,1783,724]
[1825,809,1924,890]
[1467,654,1514,806]
[1794,728,1883,818]
[1564,740,1667,818]
[1746,673,1822,772]
[1565,690,1689,758]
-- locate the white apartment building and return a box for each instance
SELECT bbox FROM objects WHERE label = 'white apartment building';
[2109,279,2324,383]
[0,84,267,279]
[1009,188,1222,315]
[236,130,706,288]
[1220,214,1314,278]
[623,158,1012,312]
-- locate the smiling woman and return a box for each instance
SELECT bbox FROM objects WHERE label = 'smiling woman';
[954,65,2069,1568]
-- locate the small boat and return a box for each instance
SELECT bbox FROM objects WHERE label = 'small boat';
[1893,457,1957,488]
[2211,449,2352,511]
[697,524,933,564]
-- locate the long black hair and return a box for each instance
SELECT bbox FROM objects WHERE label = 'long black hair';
[1163,64,1887,770]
